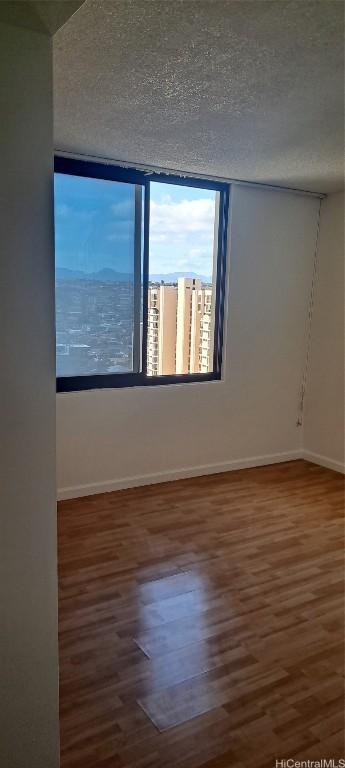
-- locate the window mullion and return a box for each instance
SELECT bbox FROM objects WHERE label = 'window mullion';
[212,187,229,374]
[133,185,143,373]
[141,180,150,375]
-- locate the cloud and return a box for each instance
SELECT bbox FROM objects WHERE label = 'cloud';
[149,197,216,275]
[107,230,133,242]
[55,204,97,223]
[56,203,70,217]
[150,198,215,235]
[111,199,134,218]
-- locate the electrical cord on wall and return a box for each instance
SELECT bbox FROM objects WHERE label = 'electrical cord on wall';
[296,198,322,427]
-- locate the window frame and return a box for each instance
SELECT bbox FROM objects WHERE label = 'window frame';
[55,155,230,392]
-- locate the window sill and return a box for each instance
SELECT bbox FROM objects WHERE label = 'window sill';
[57,371,222,393]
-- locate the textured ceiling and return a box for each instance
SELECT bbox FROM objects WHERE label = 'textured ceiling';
[54,0,344,194]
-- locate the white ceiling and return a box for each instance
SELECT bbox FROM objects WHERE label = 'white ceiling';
[54,0,344,194]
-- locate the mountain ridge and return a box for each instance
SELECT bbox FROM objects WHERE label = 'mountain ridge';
[56,268,212,283]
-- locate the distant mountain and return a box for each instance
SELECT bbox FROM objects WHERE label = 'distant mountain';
[56,268,212,284]
[149,272,212,283]
[56,267,132,282]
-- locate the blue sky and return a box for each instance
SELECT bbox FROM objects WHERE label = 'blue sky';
[54,174,216,277]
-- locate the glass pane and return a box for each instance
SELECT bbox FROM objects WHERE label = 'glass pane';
[147,182,218,376]
[55,173,141,377]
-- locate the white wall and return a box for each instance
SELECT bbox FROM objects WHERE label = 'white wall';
[0,21,59,768]
[303,191,345,472]
[57,185,320,498]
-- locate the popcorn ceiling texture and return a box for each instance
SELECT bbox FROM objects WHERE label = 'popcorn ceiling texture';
[54,0,344,194]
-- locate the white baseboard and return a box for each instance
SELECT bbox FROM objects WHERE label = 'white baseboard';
[302,450,345,475]
[57,450,302,500]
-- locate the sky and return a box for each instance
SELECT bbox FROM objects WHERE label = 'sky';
[55,173,216,278]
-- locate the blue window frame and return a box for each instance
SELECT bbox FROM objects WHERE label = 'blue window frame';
[54,155,229,392]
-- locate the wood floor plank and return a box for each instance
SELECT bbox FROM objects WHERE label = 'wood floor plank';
[58,460,345,767]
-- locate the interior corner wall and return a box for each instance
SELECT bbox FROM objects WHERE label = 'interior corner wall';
[56,185,320,499]
[303,191,345,472]
[0,21,59,768]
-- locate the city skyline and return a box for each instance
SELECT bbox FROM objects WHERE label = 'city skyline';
[56,275,215,378]
[55,175,217,378]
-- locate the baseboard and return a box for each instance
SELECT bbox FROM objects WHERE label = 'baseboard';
[57,450,302,500]
[302,450,345,475]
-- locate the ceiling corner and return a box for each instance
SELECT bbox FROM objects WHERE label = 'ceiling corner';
[31,0,86,36]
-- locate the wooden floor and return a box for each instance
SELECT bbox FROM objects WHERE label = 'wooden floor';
[58,460,345,768]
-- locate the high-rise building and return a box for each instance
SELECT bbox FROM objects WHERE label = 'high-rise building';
[147,284,178,375]
[176,277,201,373]
[147,279,214,376]
[198,287,214,373]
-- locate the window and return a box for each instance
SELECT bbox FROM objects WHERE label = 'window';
[55,156,229,391]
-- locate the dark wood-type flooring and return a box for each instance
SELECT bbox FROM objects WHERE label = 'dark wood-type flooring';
[58,460,345,768]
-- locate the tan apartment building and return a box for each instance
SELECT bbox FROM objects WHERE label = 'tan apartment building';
[147,284,177,375]
[175,277,201,373]
[198,287,214,372]
[147,278,214,376]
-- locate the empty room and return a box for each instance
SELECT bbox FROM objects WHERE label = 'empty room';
[1,1,344,767]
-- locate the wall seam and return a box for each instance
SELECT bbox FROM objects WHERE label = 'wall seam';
[298,198,322,442]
